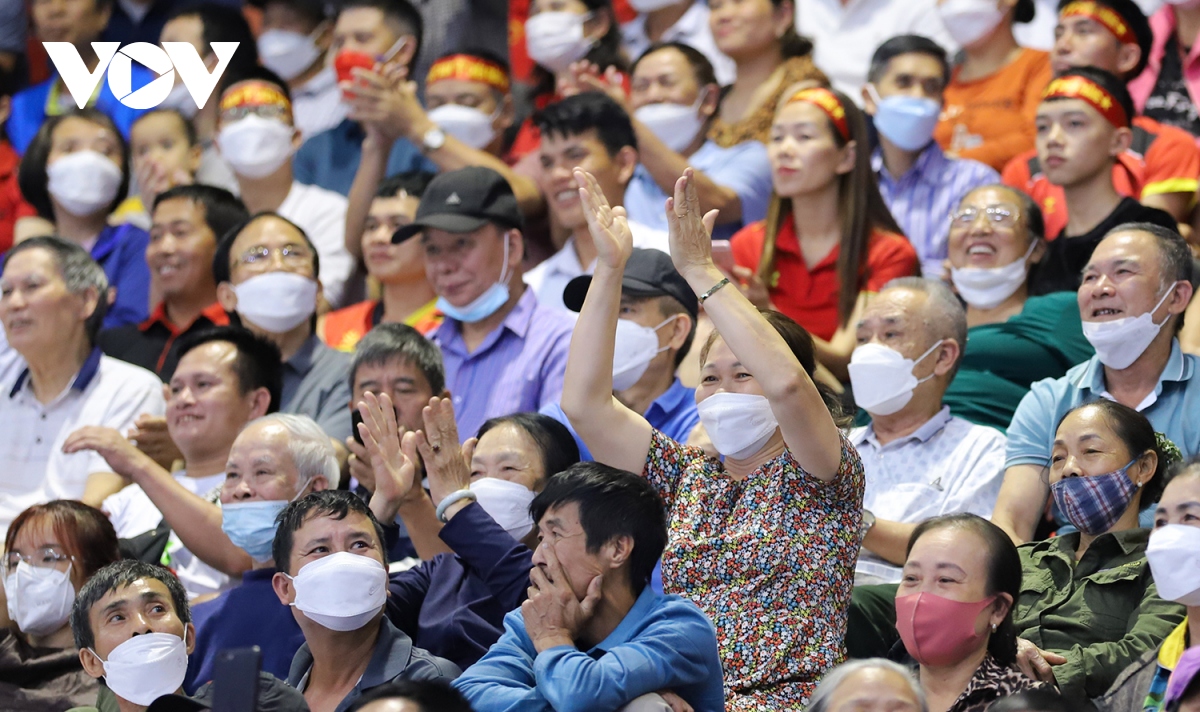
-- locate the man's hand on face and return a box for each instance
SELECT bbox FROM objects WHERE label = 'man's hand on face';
[522,544,602,653]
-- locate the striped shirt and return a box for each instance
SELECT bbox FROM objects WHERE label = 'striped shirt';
[873,143,999,278]
[431,287,575,440]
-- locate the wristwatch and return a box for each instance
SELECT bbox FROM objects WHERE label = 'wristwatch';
[422,125,446,152]
[860,508,876,539]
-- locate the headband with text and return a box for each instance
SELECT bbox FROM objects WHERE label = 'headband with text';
[427,54,510,94]
[220,81,292,118]
[786,87,849,140]
[1060,1,1136,46]
[1042,75,1129,127]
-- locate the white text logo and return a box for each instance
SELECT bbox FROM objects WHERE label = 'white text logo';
[44,42,239,110]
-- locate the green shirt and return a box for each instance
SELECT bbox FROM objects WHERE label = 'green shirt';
[1015,529,1185,705]
[944,292,1093,432]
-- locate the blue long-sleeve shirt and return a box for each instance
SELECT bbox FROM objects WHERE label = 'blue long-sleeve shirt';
[93,223,150,329]
[8,66,154,154]
[454,585,725,712]
[387,500,534,669]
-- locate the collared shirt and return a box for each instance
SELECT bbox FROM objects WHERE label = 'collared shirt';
[850,406,1007,583]
[0,349,165,534]
[454,585,725,712]
[620,1,737,85]
[281,335,353,442]
[872,143,999,278]
[1016,529,1186,704]
[524,222,671,311]
[293,119,438,197]
[287,617,460,712]
[540,378,700,461]
[1006,340,1200,469]
[794,0,957,98]
[293,68,348,143]
[625,140,773,242]
[277,182,355,308]
[431,288,575,439]
[98,302,230,380]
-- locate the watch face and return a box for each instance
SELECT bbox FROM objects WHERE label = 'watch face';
[424,127,446,150]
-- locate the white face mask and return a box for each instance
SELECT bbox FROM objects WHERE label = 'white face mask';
[848,340,943,416]
[287,551,388,632]
[950,241,1037,310]
[937,0,1006,46]
[1146,524,1200,606]
[526,12,595,73]
[1081,287,1175,370]
[470,478,536,540]
[160,82,199,118]
[428,103,499,150]
[217,115,295,179]
[89,630,189,706]
[634,95,707,154]
[612,316,676,392]
[4,561,76,636]
[232,272,318,333]
[47,150,123,217]
[696,392,779,460]
[258,27,324,81]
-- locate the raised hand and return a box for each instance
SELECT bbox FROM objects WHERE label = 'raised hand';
[357,392,420,521]
[412,397,474,507]
[570,62,629,111]
[665,168,720,280]
[575,167,633,270]
[344,67,424,142]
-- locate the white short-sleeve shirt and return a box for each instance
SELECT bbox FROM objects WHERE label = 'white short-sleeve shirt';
[278,181,355,309]
[0,350,166,535]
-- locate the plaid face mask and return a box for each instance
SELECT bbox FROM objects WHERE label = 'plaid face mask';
[1051,459,1139,536]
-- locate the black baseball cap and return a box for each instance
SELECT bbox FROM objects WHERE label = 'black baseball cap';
[392,166,524,244]
[563,248,698,318]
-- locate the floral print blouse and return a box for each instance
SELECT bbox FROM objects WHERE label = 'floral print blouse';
[643,428,864,710]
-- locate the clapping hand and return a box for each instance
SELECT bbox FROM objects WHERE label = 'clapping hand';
[522,543,602,653]
[357,392,420,522]
[343,66,424,142]
[411,397,476,508]
[665,168,720,281]
[575,167,632,271]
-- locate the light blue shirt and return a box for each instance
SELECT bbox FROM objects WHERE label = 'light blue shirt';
[624,140,772,241]
[454,586,725,712]
[1006,340,1200,469]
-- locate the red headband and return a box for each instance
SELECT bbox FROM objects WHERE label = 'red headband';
[1060,1,1136,46]
[1042,75,1129,127]
[427,54,510,94]
[786,87,849,140]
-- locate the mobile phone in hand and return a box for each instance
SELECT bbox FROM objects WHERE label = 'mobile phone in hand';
[212,647,261,712]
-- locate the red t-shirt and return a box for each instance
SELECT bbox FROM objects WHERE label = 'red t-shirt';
[0,141,37,255]
[1001,116,1199,238]
[730,217,919,341]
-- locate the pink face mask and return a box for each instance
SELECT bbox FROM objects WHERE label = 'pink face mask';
[895,592,996,666]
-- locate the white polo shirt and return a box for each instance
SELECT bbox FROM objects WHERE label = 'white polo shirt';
[0,349,165,535]
[850,406,1007,584]
[621,1,737,85]
[524,221,671,312]
[278,181,355,309]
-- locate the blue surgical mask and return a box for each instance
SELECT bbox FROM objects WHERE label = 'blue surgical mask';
[221,499,290,563]
[868,84,941,152]
[436,232,513,323]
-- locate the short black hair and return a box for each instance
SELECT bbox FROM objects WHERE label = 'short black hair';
[132,107,198,147]
[377,171,437,200]
[867,34,950,87]
[71,561,191,651]
[530,462,667,594]
[174,325,283,413]
[217,64,294,107]
[212,211,321,285]
[1056,0,1153,79]
[261,0,329,28]
[1055,400,1174,506]
[350,322,446,395]
[345,679,473,712]
[632,42,717,90]
[272,490,387,573]
[0,61,14,99]
[477,413,581,486]
[166,3,260,79]
[1044,66,1134,127]
[18,109,130,221]
[154,184,250,244]
[337,0,424,71]
[534,92,638,157]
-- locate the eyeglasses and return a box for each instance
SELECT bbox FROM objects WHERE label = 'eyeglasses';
[5,546,72,573]
[239,244,313,267]
[950,203,1021,229]
[221,105,290,123]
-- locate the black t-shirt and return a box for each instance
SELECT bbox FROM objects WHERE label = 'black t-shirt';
[1029,197,1178,296]
[1143,34,1200,136]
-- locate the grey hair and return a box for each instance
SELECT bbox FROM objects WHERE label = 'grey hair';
[241,413,340,491]
[882,276,968,379]
[807,659,928,712]
[4,236,110,345]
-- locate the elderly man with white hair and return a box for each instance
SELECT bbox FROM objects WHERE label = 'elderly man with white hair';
[847,278,1007,585]
[807,659,928,712]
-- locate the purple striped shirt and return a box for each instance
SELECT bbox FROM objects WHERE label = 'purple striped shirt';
[873,142,1000,278]
[430,287,575,440]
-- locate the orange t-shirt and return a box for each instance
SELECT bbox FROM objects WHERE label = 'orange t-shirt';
[934,48,1052,172]
[729,218,919,341]
[319,298,443,353]
[1001,116,1200,238]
